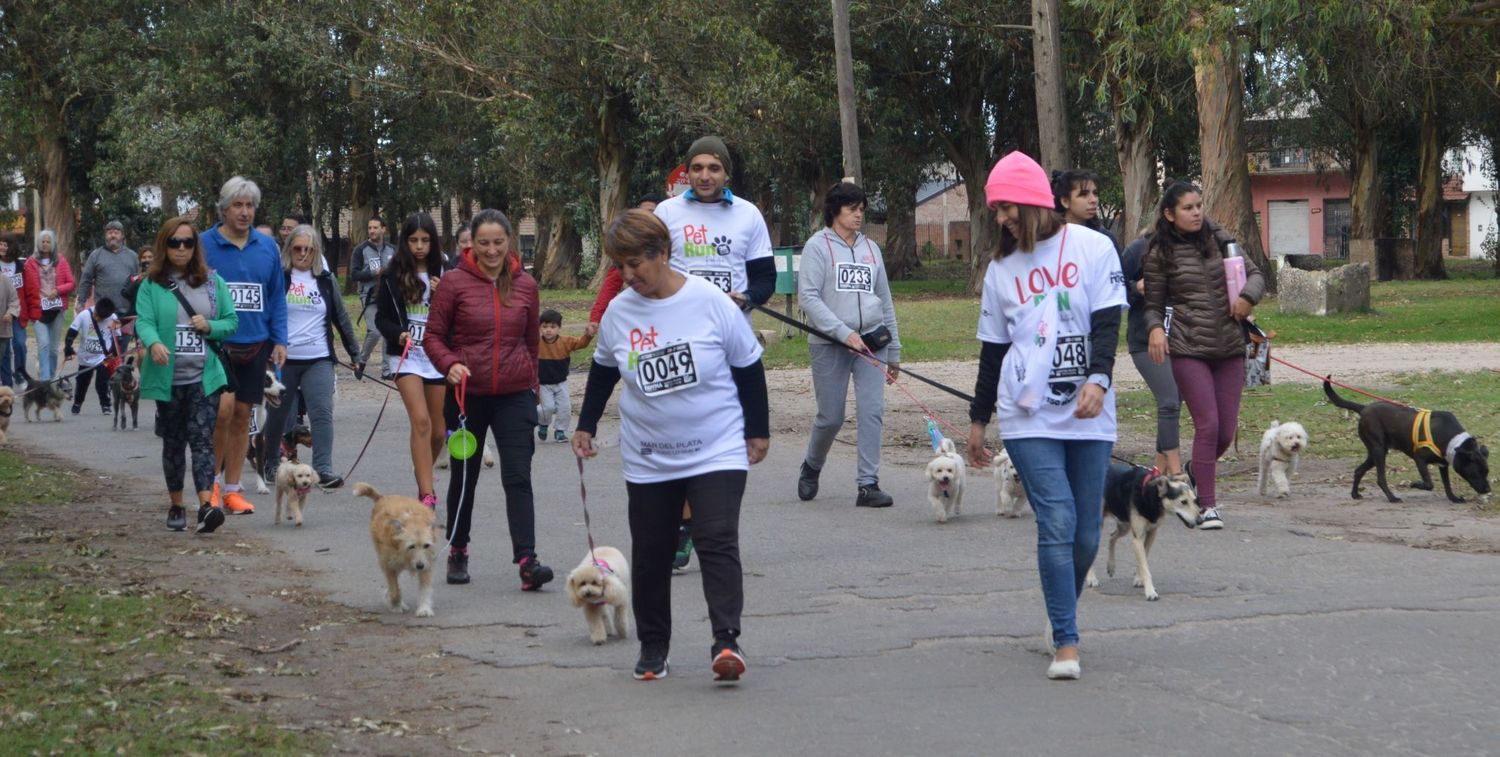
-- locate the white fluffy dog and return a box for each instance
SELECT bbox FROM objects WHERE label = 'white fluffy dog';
[565,547,631,644]
[925,438,967,522]
[1257,420,1309,499]
[994,448,1028,518]
[274,458,318,527]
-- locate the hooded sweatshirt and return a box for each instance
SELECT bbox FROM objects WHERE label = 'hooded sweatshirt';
[796,227,901,364]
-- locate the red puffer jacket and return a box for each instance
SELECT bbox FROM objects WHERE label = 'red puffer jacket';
[424,254,539,396]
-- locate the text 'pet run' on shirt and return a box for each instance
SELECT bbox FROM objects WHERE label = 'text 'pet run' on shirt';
[653,189,774,304]
[201,225,287,346]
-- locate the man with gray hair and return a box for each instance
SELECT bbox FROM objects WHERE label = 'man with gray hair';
[76,220,139,312]
[202,176,288,517]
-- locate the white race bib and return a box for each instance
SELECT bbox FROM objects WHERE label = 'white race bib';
[6,272,21,290]
[834,262,874,293]
[248,407,260,436]
[367,257,382,271]
[84,336,105,354]
[228,283,263,312]
[1050,334,1088,382]
[406,314,427,344]
[688,269,733,294]
[635,342,699,397]
[175,325,205,355]
[41,296,63,310]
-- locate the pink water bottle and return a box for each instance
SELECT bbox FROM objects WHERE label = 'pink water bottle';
[1223,241,1246,310]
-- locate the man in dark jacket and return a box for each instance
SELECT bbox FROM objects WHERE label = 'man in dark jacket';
[350,216,395,378]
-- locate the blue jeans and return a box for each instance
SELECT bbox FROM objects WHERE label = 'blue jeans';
[34,317,62,380]
[1002,437,1113,649]
[2,326,25,386]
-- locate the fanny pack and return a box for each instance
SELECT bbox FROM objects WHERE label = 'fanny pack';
[860,325,893,352]
[224,341,267,366]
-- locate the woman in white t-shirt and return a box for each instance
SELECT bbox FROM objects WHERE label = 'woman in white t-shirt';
[261,226,360,490]
[963,152,1126,682]
[374,213,449,509]
[573,209,769,683]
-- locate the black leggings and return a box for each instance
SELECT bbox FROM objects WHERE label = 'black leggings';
[157,383,221,496]
[74,363,114,409]
[627,469,747,646]
[443,390,538,561]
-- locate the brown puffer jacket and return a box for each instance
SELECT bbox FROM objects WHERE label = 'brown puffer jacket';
[1141,220,1265,361]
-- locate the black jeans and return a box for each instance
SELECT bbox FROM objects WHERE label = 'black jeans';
[74,363,114,410]
[627,469,747,646]
[443,390,538,561]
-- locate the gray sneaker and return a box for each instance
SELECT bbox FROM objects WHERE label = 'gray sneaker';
[1197,507,1224,530]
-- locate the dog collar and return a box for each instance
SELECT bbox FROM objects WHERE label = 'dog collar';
[1446,432,1473,466]
[592,557,615,577]
[1141,466,1162,494]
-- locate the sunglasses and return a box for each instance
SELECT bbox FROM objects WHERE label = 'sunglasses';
[166,237,195,250]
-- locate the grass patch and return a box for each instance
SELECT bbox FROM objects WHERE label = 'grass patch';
[1263,276,1500,346]
[0,449,89,518]
[1116,370,1500,462]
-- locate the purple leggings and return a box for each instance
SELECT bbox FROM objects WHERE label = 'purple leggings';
[1171,355,1245,508]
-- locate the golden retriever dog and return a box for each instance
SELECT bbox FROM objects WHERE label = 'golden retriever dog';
[274,459,318,527]
[565,546,631,644]
[0,386,14,444]
[355,482,439,618]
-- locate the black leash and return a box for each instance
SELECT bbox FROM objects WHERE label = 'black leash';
[333,359,398,391]
[12,363,103,399]
[750,304,976,404]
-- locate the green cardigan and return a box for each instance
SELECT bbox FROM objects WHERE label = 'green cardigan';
[134,275,239,401]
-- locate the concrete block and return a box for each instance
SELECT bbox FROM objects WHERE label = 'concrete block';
[1278,263,1371,316]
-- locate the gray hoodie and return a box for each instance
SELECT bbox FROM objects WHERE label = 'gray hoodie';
[796,227,901,363]
[77,245,140,311]
[350,240,396,297]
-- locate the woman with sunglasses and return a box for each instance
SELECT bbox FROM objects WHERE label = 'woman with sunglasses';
[134,217,239,533]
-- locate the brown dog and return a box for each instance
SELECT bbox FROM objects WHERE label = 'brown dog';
[0,386,14,444]
[354,482,439,617]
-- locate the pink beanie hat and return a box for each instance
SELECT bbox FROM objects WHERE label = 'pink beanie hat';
[984,152,1054,209]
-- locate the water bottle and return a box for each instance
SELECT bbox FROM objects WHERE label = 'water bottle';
[1222,241,1247,307]
[1224,241,1243,258]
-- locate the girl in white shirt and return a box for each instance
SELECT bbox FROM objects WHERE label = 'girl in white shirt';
[64,297,121,414]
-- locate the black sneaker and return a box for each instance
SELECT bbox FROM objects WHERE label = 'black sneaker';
[634,643,670,681]
[101,406,112,415]
[537,425,549,441]
[71,404,81,415]
[710,635,746,682]
[1197,507,1224,530]
[447,552,470,584]
[166,505,187,532]
[797,461,820,501]
[673,524,694,570]
[196,504,224,534]
[856,482,894,508]
[518,555,553,591]
[317,472,344,490]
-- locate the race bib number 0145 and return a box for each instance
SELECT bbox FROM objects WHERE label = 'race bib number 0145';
[688,269,733,294]
[228,283,263,312]
[175,325,205,355]
[834,262,874,293]
[636,342,699,397]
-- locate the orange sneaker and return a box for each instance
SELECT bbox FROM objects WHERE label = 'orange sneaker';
[222,491,256,514]
[210,482,221,508]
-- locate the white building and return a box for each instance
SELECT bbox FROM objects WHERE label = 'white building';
[1449,143,1498,259]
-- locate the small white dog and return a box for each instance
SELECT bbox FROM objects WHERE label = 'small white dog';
[994,448,1028,518]
[925,438,967,522]
[1257,420,1309,499]
[274,458,318,527]
[565,547,631,644]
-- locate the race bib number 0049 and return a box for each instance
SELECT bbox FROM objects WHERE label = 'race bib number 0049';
[228,283,264,312]
[636,342,699,397]
[175,324,205,355]
[834,262,874,293]
[1050,334,1088,381]
[689,269,733,294]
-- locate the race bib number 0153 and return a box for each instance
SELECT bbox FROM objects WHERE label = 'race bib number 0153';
[636,342,699,397]
[1050,335,1087,381]
[175,325,205,355]
[834,262,874,293]
[228,283,264,312]
[689,269,733,294]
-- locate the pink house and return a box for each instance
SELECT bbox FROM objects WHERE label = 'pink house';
[1248,149,1352,258]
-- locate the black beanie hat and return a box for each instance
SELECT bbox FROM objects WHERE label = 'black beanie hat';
[686,136,732,175]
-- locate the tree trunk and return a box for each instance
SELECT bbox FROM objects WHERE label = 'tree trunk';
[1113,107,1155,242]
[347,75,378,273]
[1031,0,1070,172]
[36,128,80,268]
[1412,77,1447,280]
[531,211,551,280]
[1191,25,1274,291]
[884,176,920,280]
[539,209,582,288]
[963,169,1000,292]
[1347,112,1382,241]
[832,0,863,184]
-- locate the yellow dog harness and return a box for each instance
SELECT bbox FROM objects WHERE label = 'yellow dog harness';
[1411,410,1443,458]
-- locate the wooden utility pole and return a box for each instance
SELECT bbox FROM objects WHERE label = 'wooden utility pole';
[832,0,862,185]
[1032,0,1070,172]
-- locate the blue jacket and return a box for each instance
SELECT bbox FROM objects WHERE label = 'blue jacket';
[202,224,288,346]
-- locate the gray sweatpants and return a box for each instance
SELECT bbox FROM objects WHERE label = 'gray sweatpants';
[357,298,384,367]
[261,359,338,477]
[804,342,887,487]
[537,381,571,433]
[1130,351,1181,453]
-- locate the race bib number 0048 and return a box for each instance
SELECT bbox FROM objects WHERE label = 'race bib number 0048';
[228,283,264,312]
[834,262,874,293]
[1050,334,1088,381]
[175,324,205,355]
[688,269,733,294]
[636,342,699,397]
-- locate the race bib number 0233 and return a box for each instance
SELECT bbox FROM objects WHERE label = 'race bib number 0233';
[228,283,264,312]
[175,325,206,355]
[688,269,733,294]
[635,342,699,397]
[834,262,874,293]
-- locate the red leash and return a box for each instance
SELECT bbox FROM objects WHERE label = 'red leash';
[1266,354,1412,408]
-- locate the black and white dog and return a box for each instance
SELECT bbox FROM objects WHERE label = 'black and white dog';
[110,356,141,430]
[1323,379,1490,503]
[1086,463,1201,601]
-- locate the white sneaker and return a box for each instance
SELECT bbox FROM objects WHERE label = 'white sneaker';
[1197,506,1224,530]
[1047,657,1081,680]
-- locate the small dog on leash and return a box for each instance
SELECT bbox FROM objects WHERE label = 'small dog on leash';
[109,356,141,430]
[435,440,497,470]
[1257,420,1308,499]
[925,438,967,522]
[0,386,14,443]
[1086,464,1200,601]
[274,458,318,527]
[994,448,1028,518]
[20,370,71,422]
[565,546,631,644]
[355,482,439,618]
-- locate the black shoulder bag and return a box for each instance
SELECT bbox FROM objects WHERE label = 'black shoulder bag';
[168,280,238,393]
